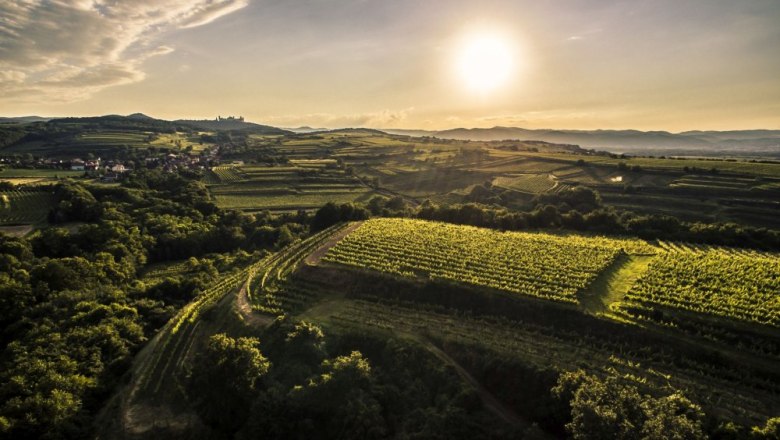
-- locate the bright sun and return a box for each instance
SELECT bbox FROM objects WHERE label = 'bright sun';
[456,34,514,93]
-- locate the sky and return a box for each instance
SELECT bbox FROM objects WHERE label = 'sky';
[1,0,779,131]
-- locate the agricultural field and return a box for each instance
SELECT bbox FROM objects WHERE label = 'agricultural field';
[207,159,375,212]
[222,129,779,225]
[616,246,780,327]
[4,131,151,157]
[0,168,83,178]
[492,173,557,194]
[150,132,214,152]
[248,223,350,315]
[319,293,780,428]
[0,168,84,188]
[209,165,244,183]
[323,218,655,304]
[66,130,213,154]
[0,189,54,225]
[253,220,780,431]
[76,131,149,146]
[526,152,780,177]
[213,191,372,211]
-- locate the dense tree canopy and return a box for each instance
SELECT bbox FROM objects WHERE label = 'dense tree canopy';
[0,171,308,439]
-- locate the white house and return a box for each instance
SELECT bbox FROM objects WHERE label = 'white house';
[70,159,85,171]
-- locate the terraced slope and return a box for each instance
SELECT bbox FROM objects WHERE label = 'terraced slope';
[99,225,350,438]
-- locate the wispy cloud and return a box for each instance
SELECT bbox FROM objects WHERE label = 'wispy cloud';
[263,108,415,129]
[0,0,248,104]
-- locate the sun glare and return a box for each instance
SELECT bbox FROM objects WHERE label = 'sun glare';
[456,33,515,93]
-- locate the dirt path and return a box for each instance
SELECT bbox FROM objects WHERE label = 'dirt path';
[578,254,655,315]
[421,340,528,430]
[235,275,275,328]
[0,224,33,237]
[304,221,362,265]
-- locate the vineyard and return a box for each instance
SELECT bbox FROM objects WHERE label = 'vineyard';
[256,220,776,430]
[130,259,266,402]
[322,218,656,304]
[326,295,779,424]
[129,224,348,402]
[210,166,245,183]
[249,223,349,315]
[616,247,780,327]
[492,173,557,194]
[0,190,54,225]
[207,163,372,211]
[214,192,371,211]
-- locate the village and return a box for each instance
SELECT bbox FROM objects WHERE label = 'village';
[0,148,217,184]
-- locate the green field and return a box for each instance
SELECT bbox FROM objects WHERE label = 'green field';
[207,160,374,211]
[214,191,372,211]
[151,132,214,152]
[492,173,557,194]
[0,168,83,178]
[3,126,213,158]
[518,152,780,176]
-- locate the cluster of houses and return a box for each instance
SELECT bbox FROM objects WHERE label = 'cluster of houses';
[144,153,210,172]
[68,158,130,181]
[2,149,216,182]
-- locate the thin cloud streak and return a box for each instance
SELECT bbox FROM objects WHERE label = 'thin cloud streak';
[0,0,248,104]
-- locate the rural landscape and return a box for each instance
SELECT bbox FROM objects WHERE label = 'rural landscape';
[1,1,779,439]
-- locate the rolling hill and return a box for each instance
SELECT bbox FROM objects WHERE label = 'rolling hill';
[384,126,780,157]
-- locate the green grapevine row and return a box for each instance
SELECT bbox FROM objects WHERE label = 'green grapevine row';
[620,250,780,326]
[323,219,655,304]
[250,223,348,315]
[211,166,245,183]
[0,190,54,225]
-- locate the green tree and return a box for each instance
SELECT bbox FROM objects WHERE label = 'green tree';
[188,333,270,433]
[553,371,704,440]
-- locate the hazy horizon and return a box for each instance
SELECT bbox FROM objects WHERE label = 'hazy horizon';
[4,112,779,134]
[2,0,780,132]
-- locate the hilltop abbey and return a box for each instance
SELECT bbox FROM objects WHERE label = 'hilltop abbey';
[216,115,244,122]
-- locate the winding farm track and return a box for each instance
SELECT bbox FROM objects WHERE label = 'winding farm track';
[236,273,275,328]
[304,221,363,265]
[420,340,528,430]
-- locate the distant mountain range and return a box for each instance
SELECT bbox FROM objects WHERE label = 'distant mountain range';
[383,127,780,157]
[3,114,778,157]
[0,116,53,123]
[1,113,289,135]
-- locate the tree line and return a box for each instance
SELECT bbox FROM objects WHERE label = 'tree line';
[313,186,780,251]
